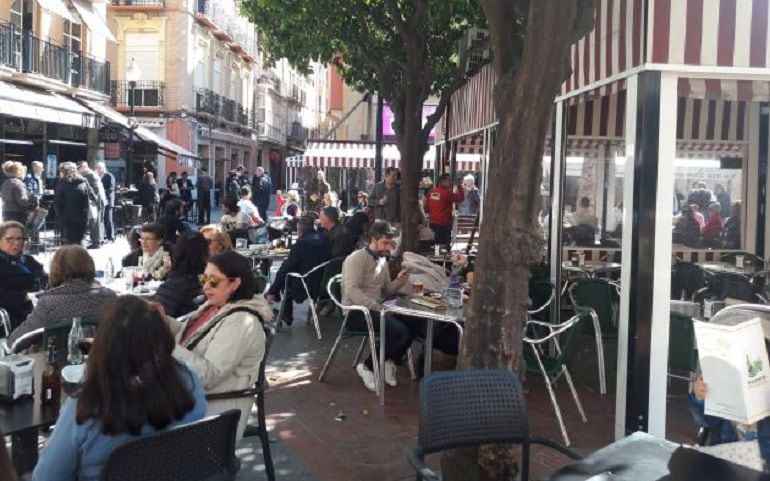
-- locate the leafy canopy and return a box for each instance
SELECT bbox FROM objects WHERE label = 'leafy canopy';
[243,0,486,115]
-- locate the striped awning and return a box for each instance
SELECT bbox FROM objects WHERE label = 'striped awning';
[302,141,436,170]
[286,156,303,168]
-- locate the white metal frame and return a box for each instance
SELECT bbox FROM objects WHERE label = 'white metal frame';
[276,258,338,340]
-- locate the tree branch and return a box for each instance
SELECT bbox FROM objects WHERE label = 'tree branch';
[383,0,411,42]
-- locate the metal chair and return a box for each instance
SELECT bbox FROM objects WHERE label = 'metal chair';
[523,311,589,446]
[276,257,337,340]
[0,308,11,339]
[317,274,381,395]
[8,317,99,355]
[99,409,241,481]
[205,326,276,481]
[407,369,581,481]
[311,256,346,313]
[528,279,556,322]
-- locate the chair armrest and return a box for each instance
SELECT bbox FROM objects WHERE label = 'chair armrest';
[529,436,582,460]
[205,380,265,401]
[407,449,441,481]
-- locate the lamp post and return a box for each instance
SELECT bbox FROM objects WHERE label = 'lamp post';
[125,57,141,186]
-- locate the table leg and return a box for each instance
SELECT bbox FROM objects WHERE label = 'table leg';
[424,319,434,377]
[379,308,386,406]
[11,427,38,477]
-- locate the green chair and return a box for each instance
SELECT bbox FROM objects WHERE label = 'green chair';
[9,317,99,358]
[570,278,619,338]
[523,311,589,446]
[312,256,346,311]
[668,311,698,383]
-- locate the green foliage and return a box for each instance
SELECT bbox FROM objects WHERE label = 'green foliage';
[243,0,486,108]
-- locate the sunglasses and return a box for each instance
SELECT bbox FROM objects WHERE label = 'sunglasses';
[198,274,233,288]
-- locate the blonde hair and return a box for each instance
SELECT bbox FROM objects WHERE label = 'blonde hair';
[286,190,299,202]
[200,224,233,252]
[58,162,78,179]
[2,161,23,178]
[463,174,475,186]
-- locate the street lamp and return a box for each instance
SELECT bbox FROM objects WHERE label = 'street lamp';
[125,57,141,185]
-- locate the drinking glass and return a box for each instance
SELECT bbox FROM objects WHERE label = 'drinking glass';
[78,326,96,357]
[123,267,136,293]
[443,288,463,309]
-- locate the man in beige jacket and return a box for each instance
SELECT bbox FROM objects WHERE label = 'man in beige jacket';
[341,220,421,392]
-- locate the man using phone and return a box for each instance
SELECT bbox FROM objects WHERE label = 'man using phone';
[341,220,420,392]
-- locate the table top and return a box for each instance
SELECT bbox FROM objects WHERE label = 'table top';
[697,262,761,276]
[382,296,464,323]
[562,261,622,273]
[542,432,770,481]
[0,352,60,435]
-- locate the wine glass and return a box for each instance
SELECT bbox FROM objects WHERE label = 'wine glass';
[78,326,96,358]
[123,267,136,293]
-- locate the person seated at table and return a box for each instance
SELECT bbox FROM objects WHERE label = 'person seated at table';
[319,206,347,257]
[152,232,208,318]
[322,191,339,209]
[121,223,171,280]
[200,224,233,257]
[32,296,207,481]
[702,202,725,244]
[673,204,703,248]
[0,221,47,331]
[158,198,189,245]
[351,191,368,213]
[281,189,301,218]
[219,196,250,232]
[265,216,332,325]
[337,212,371,255]
[342,220,420,392]
[237,186,265,227]
[7,245,115,347]
[722,201,741,250]
[690,374,770,471]
[166,251,271,439]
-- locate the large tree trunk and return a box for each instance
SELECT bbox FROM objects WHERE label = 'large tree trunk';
[441,1,595,480]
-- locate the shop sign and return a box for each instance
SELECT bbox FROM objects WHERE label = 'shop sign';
[99,125,121,143]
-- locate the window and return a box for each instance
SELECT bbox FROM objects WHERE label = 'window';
[212,56,222,93]
[64,20,82,53]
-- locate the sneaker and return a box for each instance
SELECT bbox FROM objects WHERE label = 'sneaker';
[384,360,398,387]
[356,363,377,392]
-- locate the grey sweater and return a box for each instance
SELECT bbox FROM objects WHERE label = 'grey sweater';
[341,248,401,311]
[1,177,37,216]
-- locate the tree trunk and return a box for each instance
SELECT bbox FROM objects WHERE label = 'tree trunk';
[441,1,595,480]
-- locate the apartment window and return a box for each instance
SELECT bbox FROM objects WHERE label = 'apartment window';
[212,56,222,93]
[10,0,22,29]
[64,21,82,53]
[124,32,160,80]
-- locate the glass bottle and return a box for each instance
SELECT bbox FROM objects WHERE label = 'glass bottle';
[67,317,84,365]
[41,339,61,406]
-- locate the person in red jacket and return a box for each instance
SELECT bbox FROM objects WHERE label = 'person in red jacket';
[424,173,464,249]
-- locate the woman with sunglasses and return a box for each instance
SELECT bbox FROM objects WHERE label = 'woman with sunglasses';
[32,296,206,481]
[166,251,272,439]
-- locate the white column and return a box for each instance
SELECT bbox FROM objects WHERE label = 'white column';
[647,72,678,437]
[549,101,566,298]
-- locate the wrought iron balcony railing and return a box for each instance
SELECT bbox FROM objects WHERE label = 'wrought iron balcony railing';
[195,88,249,127]
[110,80,165,108]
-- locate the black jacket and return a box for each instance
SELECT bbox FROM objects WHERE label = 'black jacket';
[137,182,158,207]
[54,176,92,224]
[158,213,189,244]
[251,174,272,210]
[152,275,203,318]
[268,229,332,301]
[101,171,116,206]
[0,251,46,329]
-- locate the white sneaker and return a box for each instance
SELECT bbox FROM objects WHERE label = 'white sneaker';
[384,360,398,387]
[356,363,377,392]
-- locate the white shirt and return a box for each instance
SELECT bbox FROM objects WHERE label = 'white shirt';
[237,199,262,226]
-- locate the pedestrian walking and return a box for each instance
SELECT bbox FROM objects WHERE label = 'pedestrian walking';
[195,167,214,225]
[251,166,272,221]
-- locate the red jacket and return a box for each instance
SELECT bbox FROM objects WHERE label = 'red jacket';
[424,185,464,227]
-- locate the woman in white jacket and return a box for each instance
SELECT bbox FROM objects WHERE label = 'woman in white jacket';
[167,251,273,439]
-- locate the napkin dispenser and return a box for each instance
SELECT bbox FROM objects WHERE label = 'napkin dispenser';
[0,354,34,403]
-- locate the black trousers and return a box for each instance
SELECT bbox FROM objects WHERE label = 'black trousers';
[197,191,211,225]
[346,310,422,370]
[103,205,114,241]
[62,221,86,245]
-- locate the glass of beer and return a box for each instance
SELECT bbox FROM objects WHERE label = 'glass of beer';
[412,281,424,296]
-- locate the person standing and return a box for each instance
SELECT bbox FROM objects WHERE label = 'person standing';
[177,171,194,221]
[457,174,480,217]
[309,170,330,213]
[368,166,400,223]
[1,161,37,224]
[251,167,272,222]
[24,160,44,196]
[77,161,106,249]
[96,162,115,242]
[424,173,464,249]
[55,162,92,245]
[195,167,214,225]
[138,172,159,223]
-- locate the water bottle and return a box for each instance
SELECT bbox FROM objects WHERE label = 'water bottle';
[67,317,83,365]
[105,258,114,283]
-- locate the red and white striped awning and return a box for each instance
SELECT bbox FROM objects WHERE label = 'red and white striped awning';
[302,141,436,170]
[285,156,303,168]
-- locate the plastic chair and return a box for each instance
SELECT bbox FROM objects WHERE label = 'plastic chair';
[523,312,589,446]
[408,369,581,481]
[668,311,697,383]
[277,257,337,340]
[9,317,99,354]
[569,278,618,338]
[99,409,241,481]
[311,256,346,311]
[317,274,381,395]
[205,326,275,481]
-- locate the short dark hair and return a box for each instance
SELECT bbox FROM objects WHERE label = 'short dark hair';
[76,295,195,435]
[438,173,451,183]
[297,216,316,233]
[170,231,209,278]
[164,199,184,217]
[369,220,397,239]
[222,196,240,214]
[141,223,165,240]
[384,167,398,176]
[321,206,339,224]
[239,186,251,197]
[208,251,258,301]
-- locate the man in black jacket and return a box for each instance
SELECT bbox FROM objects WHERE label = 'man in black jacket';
[319,206,350,258]
[96,162,115,242]
[265,216,331,325]
[55,162,95,245]
[251,167,272,222]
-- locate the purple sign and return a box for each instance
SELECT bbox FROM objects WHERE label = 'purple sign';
[382,104,437,140]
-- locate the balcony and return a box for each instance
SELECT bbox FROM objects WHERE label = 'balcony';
[287,120,308,143]
[110,80,165,108]
[256,121,286,145]
[111,0,165,6]
[195,88,249,127]
[0,23,110,95]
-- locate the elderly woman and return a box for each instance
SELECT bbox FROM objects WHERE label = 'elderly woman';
[55,162,94,245]
[167,251,271,439]
[1,161,37,224]
[281,189,301,218]
[200,225,233,257]
[121,223,170,280]
[7,245,115,346]
[152,232,208,318]
[0,221,46,330]
[32,296,206,481]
